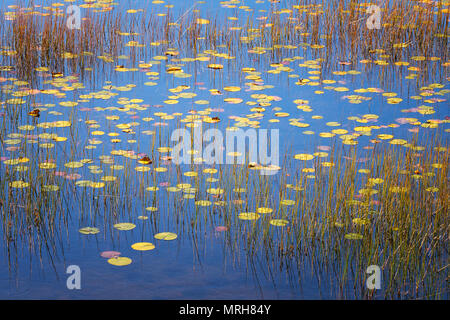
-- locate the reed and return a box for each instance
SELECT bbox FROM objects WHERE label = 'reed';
[0,0,447,299]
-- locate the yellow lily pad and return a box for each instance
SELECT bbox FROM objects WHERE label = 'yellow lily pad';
[113,223,136,231]
[107,257,132,266]
[269,219,289,226]
[79,227,100,235]
[238,212,260,220]
[154,232,177,240]
[131,242,155,251]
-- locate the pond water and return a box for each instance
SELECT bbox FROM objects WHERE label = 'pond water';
[0,0,448,299]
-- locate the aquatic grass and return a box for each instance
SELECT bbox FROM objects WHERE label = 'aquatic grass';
[0,1,447,87]
[0,0,447,299]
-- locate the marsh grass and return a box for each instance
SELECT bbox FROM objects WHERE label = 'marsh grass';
[2,130,447,298]
[0,1,447,85]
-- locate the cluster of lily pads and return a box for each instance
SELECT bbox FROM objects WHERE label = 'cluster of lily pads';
[80,225,176,266]
[0,0,448,298]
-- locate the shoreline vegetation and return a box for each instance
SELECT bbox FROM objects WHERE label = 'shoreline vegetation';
[0,1,447,84]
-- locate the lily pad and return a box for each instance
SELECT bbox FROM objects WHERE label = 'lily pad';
[131,242,155,251]
[269,219,289,226]
[107,257,132,266]
[154,232,177,240]
[113,223,136,231]
[344,233,363,240]
[79,227,100,235]
[101,251,121,258]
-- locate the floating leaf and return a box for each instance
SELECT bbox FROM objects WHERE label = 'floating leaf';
[135,166,151,172]
[390,139,407,145]
[113,223,136,231]
[65,161,84,168]
[79,227,100,235]
[75,180,92,187]
[42,185,59,192]
[195,200,212,206]
[269,219,289,226]
[207,188,224,195]
[344,233,363,240]
[257,207,273,214]
[208,64,223,70]
[196,18,210,25]
[294,153,314,160]
[280,199,296,206]
[9,181,30,188]
[131,242,155,251]
[238,212,260,220]
[352,218,370,226]
[154,232,177,240]
[101,251,120,258]
[107,257,132,266]
[90,182,105,188]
